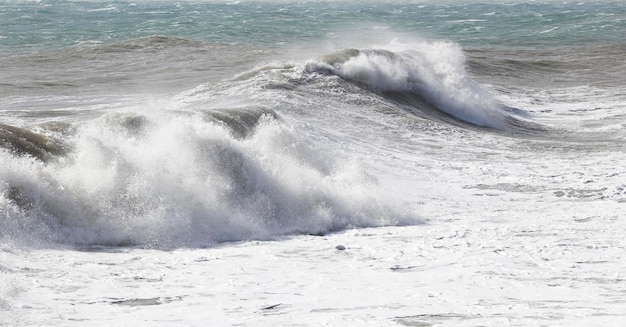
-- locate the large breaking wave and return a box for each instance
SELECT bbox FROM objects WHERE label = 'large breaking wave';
[0,105,418,248]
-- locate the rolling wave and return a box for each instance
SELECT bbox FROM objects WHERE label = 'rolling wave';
[304,44,512,129]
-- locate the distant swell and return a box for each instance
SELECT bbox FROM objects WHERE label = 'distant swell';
[0,107,418,248]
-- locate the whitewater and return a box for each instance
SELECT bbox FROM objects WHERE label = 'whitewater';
[1,0,625,326]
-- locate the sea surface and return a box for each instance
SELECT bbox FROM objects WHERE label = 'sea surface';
[1,0,625,325]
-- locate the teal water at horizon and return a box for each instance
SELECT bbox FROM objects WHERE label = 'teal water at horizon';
[1,0,625,54]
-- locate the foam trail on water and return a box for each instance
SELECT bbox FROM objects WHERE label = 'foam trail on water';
[0,105,418,248]
[306,40,508,129]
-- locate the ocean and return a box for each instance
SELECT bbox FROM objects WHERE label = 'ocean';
[1,0,625,325]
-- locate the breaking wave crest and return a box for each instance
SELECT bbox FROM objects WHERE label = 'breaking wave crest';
[305,41,513,129]
[0,106,417,248]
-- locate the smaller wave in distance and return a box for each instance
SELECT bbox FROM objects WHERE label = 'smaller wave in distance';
[305,41,527,131]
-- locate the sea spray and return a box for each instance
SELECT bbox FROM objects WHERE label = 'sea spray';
[0,106,418,248]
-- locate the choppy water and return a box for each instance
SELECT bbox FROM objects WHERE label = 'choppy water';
[1,0,625,248]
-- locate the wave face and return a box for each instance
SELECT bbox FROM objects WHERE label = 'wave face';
[0,105,417,248]
[306,42,509,129]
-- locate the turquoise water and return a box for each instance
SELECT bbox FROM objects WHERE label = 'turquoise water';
[2,0,625,53]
